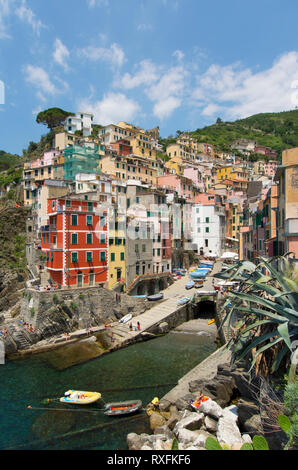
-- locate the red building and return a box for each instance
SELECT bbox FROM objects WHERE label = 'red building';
[41,196,108,288]
[110,139,132,156]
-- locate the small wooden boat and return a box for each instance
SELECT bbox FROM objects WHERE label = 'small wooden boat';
[119,313,132,324]
[177,296,191,306]
[147,293,164,301]
[60,390,101,405]
[104,400,142,416]
[185,281,195,290]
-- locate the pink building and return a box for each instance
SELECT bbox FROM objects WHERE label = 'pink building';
[183,167,204,191]
[157,175,197,202]
[263,160,277,178]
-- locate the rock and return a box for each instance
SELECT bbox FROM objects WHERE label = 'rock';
[174,413,204,434]
[158,399,171,412]
[167,412,182,431]
[230,369,259,401]
[127,432,145,450]
[140,445,153,450]
[193,430,214,448]
[149,412,166,430]
[160,411,171,420]
[175,393,196,411]
[158,322,169,334]
[153,425,174,439]
[243,414,263,435]
[237,399,260,425]
[176,428,198,446]
[216,411,243,447]
[242,434,253,444]
[204,415,217,432]
[198,398,223,419]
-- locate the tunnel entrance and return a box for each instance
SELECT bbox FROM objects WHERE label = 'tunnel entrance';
[195,300,216,319]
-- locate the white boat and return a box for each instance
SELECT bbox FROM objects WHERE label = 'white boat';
[119,313,132,324]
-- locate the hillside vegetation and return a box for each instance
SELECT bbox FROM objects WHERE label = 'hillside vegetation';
[160,109,298,158]
[190,109,298,157]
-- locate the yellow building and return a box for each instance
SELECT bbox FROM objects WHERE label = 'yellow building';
[217,165,248,183]
[108,213,126,290]
[99,154,158,185]
[127,132,158,159]
[166,143,197,163]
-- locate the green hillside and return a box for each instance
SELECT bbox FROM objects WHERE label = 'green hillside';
[189,109,298,158]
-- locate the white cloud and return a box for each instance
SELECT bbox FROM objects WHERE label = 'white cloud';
[78,42,125,68]
[0,0,44,38]
[53,38,70,70]
[153,96,181,120]
[116,59,160,89]
[148,65,188,120]
[79,92,141,125]
[24,65,56,95]
[0,0,11,39]
[173,50,184,61]
[15,0,44,36]
[137,23,153,32]
[87,0,109,6]
[192,51,298,119]
[24,65,68,100]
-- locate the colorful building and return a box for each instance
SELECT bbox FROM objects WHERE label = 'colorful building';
[41,195,108,288]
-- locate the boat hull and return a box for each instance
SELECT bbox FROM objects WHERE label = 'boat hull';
[60,390,101,405]
[104,400,142,416]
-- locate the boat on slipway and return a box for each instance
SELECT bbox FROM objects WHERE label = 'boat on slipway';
[103,400,142,417]
[118,314,132,324]
[147,293,164,301]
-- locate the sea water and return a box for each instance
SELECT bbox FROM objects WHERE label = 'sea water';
[0,330,217,450]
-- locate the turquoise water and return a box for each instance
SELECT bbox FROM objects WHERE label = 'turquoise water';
[0,331,217,450]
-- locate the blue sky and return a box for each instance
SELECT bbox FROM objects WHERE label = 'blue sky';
[0,0,298,155]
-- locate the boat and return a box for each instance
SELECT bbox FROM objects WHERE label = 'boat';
[119,313,132,324]
[147,293,164,301]
[189,271,208,280]
[60,390,102,405]
[177,296,191,306]
[104,400,142,416]
[185,281,195,290]
[208,319,215,325]
[198,264,213,269]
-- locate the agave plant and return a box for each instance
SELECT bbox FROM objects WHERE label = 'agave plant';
[216,255,298,377]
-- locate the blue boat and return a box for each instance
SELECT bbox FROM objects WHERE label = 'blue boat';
[198,264,213,269]
[177,296,191,306]
[185,281,195,290]
[189,271,208,279]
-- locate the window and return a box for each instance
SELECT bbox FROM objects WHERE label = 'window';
[86,233,92,244]
[206,217,209,223]
[66,200,71,208]
[206,227,209,233]
[142,244,146,252]
[71,214,78,226]
[71,233,78,245]
[100,251,106,262]
[87,215,93,226]
[71,252,78,263]
[86,252,92,262]
[100,234,106,244]
[120,252,125,261]
[88,202,93,212]
[100,216,105,227]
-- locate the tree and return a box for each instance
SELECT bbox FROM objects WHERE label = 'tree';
[36,108,74,130]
